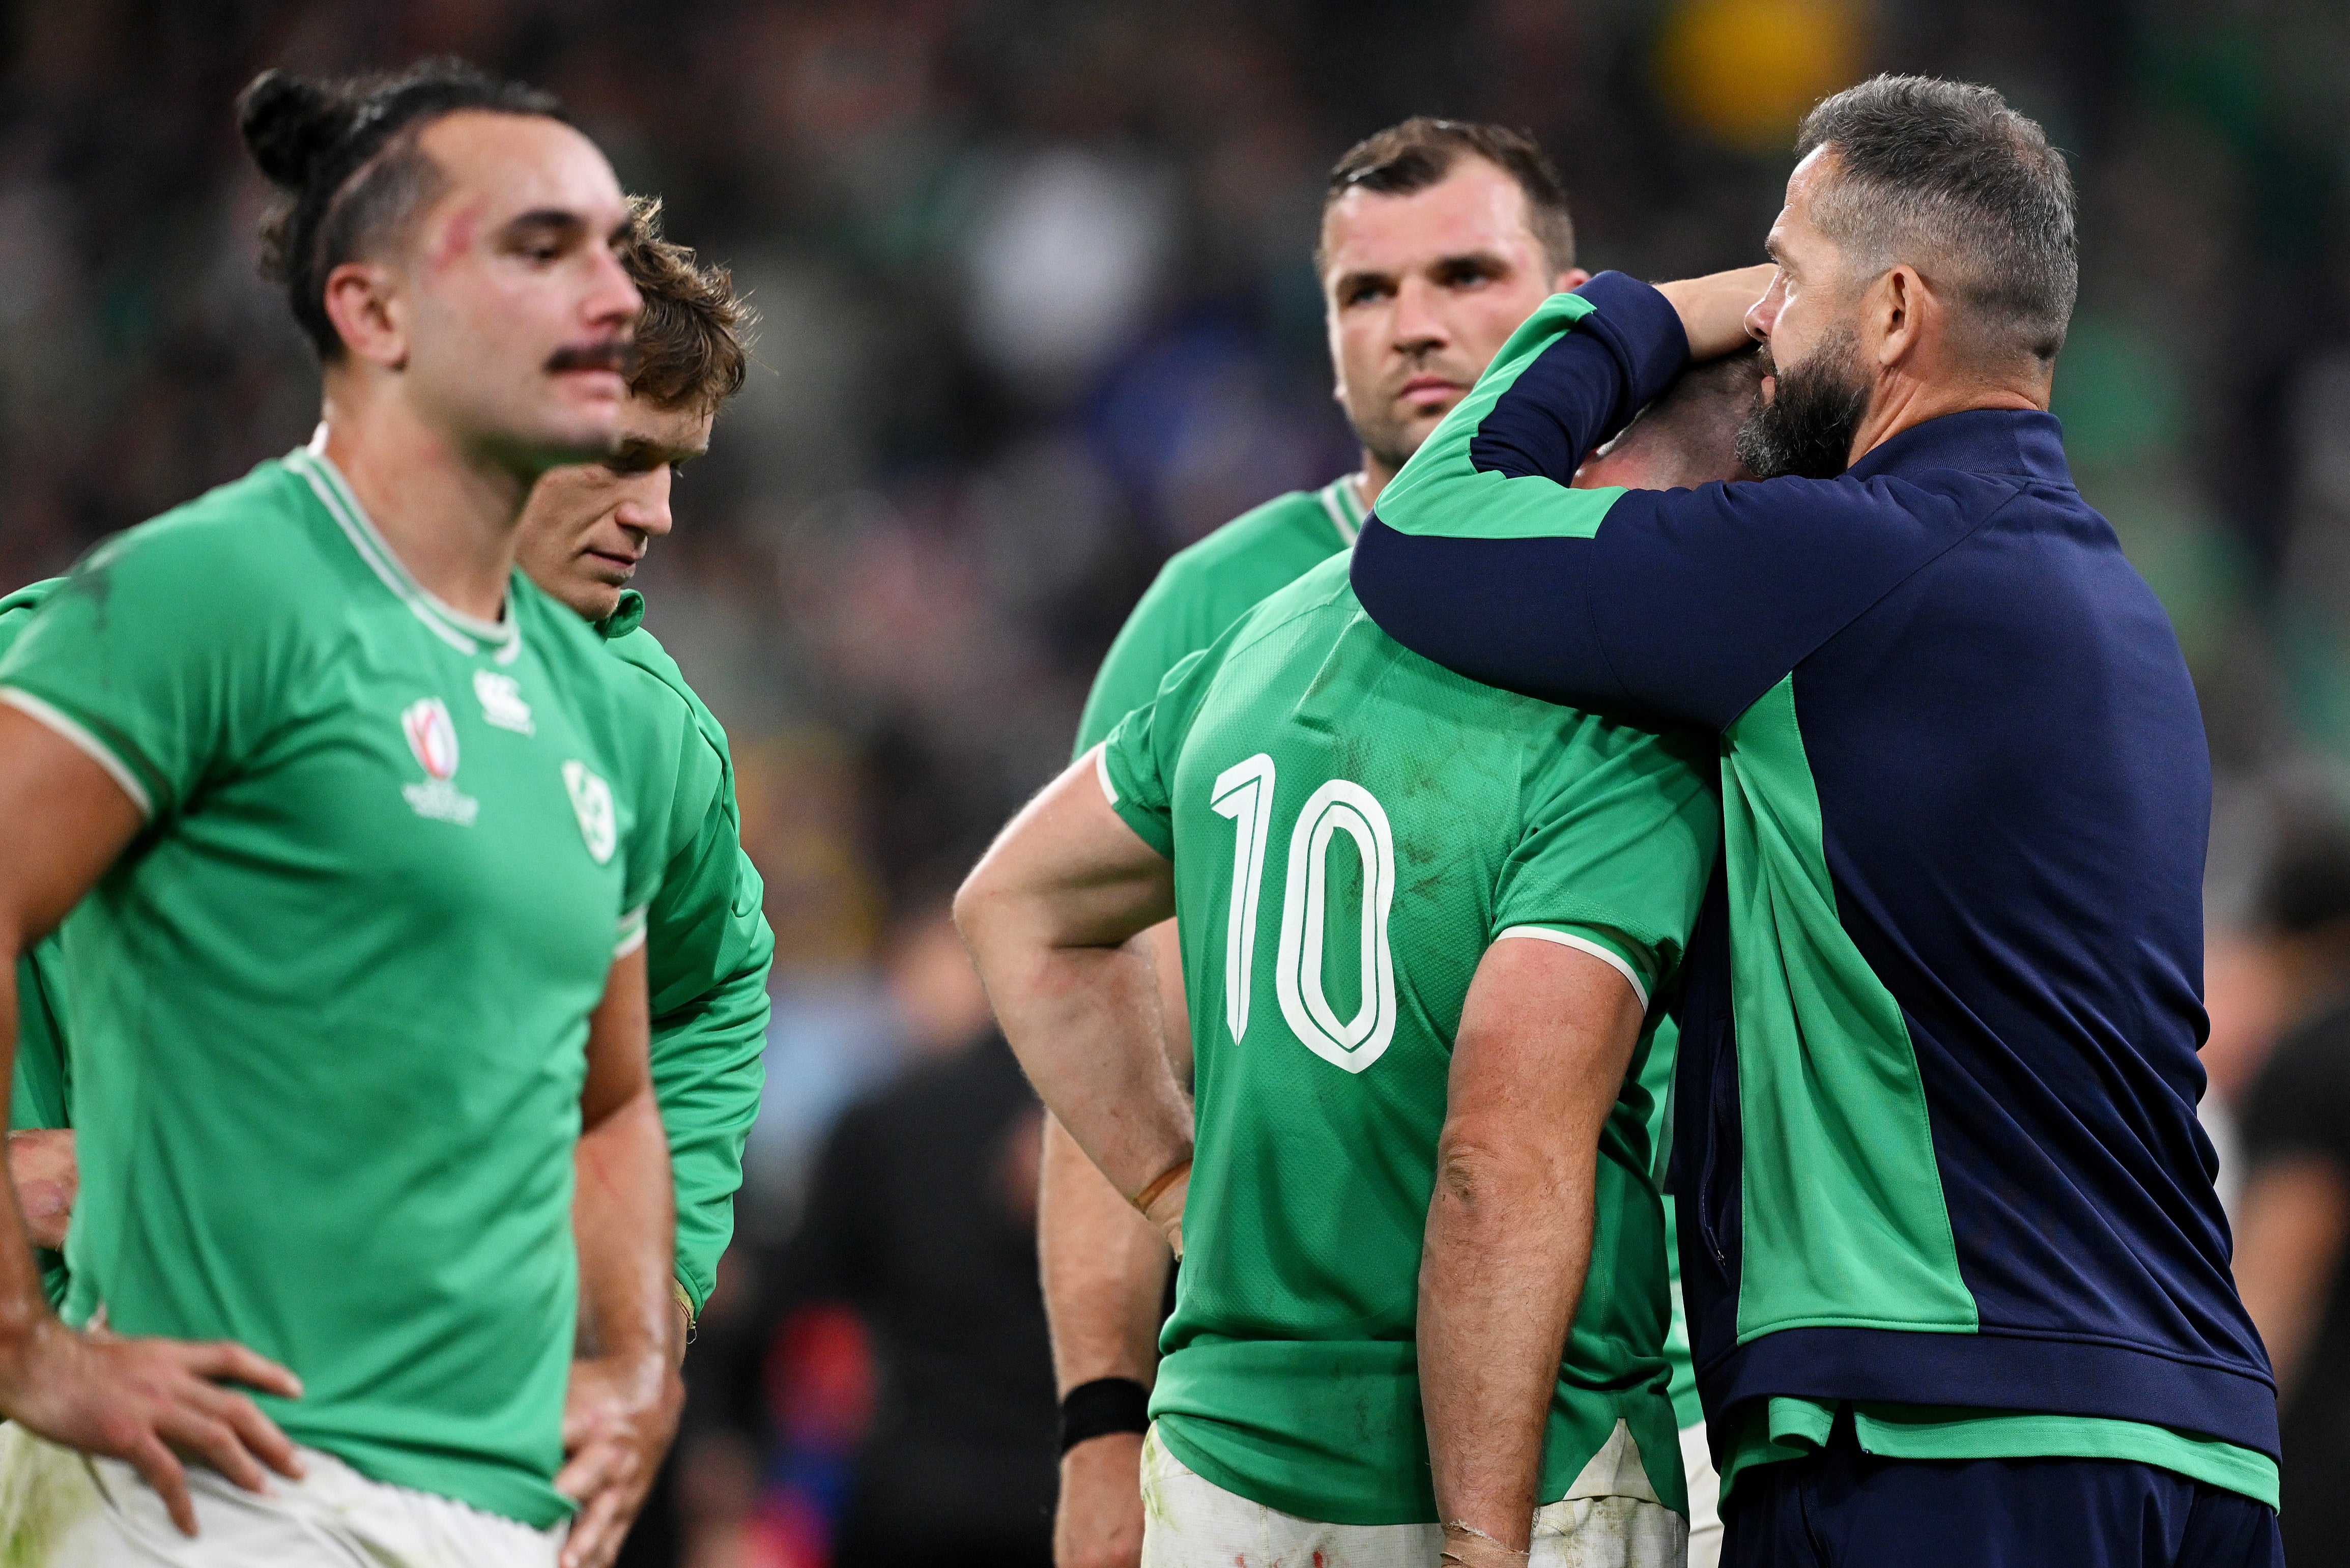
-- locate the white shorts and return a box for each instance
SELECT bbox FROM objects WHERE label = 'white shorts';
[1138,1423,1687,1568]
[1681,1422,1723,1568]
[0,1422,566,1566]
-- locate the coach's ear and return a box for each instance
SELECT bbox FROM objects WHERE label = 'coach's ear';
[1554,267,1591,295]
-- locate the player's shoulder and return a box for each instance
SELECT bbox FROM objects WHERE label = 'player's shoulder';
[40,457,339,636]
[1151,480,1356,607]
[94,457,323,575]
[0,577,65,638]
[599,620,732,766]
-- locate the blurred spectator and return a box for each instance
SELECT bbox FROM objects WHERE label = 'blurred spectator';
[773,904,1056,1564]
[684,906,1056,1566]
[2231,815,2350,1563]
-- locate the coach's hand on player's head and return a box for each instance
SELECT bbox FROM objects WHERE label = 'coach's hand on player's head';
[6,1128,75,1251]
[1655,263,1776,361]
[0,1314,303,1535]
[556,1348,684,1568]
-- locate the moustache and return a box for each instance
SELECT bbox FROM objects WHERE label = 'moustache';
[546,339,637,377]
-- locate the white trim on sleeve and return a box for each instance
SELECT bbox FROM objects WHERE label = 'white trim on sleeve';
[1495,925,1649,1011]
[1093,745,1120,806]
[1,688,155,820]
[614,904,650,960]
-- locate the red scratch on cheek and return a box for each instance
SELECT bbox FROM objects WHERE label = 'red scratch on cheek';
[429,204,481,272]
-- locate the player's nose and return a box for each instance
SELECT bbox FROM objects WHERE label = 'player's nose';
[1389,275,1449,353]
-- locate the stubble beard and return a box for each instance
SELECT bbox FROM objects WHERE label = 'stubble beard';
[1734,328,1871,481]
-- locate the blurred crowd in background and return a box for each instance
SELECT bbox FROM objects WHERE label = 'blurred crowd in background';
[5,1,2350,1563]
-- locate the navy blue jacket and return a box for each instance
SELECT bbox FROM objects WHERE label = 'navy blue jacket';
[1352,273,2276,1461]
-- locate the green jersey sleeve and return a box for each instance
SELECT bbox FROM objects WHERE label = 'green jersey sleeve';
[0,522,298,821]
[1076,570,1211,759]
[1096,645,1217,859]
[602,627,775,1313]
[1491,718,1719,1008]
[0,578,72,1305]
[646,839,772,1313]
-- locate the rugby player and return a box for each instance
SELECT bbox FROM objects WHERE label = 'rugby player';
[1045,118,1592,1568]
[961,517,1717,1564]
[0,191,775,1562]
[510,196,773,1354]
[1049,120,1757,1568]
[1353,75,2282,1564]
[0,63,678,1567]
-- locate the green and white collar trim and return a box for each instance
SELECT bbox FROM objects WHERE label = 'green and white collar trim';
[286,439,523,665]
[1318,472,1368,546]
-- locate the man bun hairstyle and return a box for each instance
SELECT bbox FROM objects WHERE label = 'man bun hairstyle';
[617,197,756,415]
[1795,75,2078,366]
[237,60,566,361]
[1321,118,1577,278]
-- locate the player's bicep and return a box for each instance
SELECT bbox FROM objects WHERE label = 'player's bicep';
[582,945,653,1128]
[958,748,1175,957]
[1446,936,1645,1153]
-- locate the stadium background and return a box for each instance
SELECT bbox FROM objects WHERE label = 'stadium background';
[2,0,2346,1563]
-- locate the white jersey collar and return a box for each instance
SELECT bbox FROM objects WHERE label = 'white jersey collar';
[286,443,523,665]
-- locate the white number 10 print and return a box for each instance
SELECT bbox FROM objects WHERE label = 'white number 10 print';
[1209,755,1398,1074]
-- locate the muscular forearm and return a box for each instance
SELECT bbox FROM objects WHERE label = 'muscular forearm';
[1419,1133,1596,1551]
[971,923,1191,1210]
[575,1087,680,1370]
[1040,1113,1170,1391]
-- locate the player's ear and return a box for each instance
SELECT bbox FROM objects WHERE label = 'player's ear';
[1555,268,1591,294]
[322,261,410,372]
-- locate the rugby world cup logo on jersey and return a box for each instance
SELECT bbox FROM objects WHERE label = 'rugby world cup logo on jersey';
[400,697,480,826]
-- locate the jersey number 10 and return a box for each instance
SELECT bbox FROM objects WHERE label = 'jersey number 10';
[1209,753,1397,1074]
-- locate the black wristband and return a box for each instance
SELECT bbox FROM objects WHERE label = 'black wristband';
[1059,1376,1151,1455]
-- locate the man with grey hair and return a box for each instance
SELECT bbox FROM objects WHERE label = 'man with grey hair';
[1352,75,2281,1565]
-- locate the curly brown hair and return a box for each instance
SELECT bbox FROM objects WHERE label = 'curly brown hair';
[618,196,755,413]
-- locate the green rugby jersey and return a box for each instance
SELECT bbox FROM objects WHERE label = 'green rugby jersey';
[1,578,70,1308]
[1,571,772,1326]
[1077,472,1706,1435]
[595,590,773,1314]
[1098,552,1718,1524]
[0,449,662,1527]
[1073,475,1363,756]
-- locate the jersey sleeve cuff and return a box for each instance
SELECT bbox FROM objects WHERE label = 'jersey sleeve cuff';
[1569,272,1694,418]
[614,903,650,960]
[1494,923,1652,1011]
[1094,743,1174,860]
[1,687,156,820]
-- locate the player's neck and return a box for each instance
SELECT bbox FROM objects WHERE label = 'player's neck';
[1356,455,1393,510]
[319,396,533,623]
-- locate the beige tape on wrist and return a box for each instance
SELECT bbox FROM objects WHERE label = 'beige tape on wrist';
[1441,1522,1530,1562]
[1131,1156,1192,1217]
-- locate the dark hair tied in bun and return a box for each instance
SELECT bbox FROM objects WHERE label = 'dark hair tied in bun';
[235,70,361,191]
[234,59,567,361]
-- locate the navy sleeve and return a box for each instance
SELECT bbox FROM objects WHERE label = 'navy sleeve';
[1354,273,1970,731]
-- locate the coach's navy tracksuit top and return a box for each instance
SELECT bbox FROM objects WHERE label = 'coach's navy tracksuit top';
[1351,273,2276,1464]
